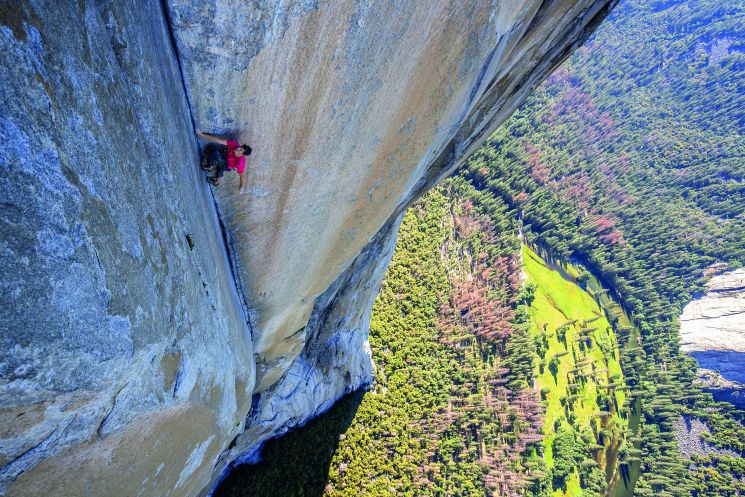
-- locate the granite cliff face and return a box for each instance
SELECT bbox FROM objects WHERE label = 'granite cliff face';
[1,2,252,495]
[680,268,745,409]
[1,1,615,495]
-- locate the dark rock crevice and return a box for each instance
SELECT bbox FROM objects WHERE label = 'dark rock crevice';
[159,0,254,336]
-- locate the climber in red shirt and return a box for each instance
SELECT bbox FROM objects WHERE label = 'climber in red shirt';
[195,130,252,194]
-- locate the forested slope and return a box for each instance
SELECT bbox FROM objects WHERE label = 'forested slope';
[217,188,541,496]
[458,0,745,494]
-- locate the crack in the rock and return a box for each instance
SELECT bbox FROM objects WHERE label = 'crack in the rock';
[709,285,745,294]
[157,0,253,334]
[0,416,75,476]
[97,382,130,437]
[681,309,745,321]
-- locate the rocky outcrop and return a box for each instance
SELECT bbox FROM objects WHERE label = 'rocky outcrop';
[674,415,740,459]
[680,268,745,408]
[1,1,616,495]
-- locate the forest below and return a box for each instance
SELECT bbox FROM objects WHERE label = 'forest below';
[216,0,745,496]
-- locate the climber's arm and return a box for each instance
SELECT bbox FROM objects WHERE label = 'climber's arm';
[238,172,246,195]
[195,129,228,146]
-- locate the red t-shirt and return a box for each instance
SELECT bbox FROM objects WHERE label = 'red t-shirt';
[226,140,247,174]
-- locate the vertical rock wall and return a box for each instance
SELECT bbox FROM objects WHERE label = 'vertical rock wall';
[1,1,616,496]
[1,2,252,495]
[204,215,403,492]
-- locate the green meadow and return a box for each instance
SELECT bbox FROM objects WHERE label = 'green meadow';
[523,245,629,496]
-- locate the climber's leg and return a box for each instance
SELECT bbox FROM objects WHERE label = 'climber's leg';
[203,144,228,183]
[212,160,227,181]
[202,144,225,168]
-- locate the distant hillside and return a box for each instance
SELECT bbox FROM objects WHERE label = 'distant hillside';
[471,0,744,310]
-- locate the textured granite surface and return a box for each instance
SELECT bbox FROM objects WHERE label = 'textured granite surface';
[1,2,252,495]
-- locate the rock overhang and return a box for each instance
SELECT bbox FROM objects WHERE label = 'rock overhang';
[167,0,619,394]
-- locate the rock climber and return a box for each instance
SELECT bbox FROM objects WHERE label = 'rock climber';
[195,129,252,194]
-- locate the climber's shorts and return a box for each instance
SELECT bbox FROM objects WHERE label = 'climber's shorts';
[204,144,229,178]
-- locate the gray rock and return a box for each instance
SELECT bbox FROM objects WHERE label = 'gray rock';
[680,269,745,408]
[1,1,617,495]
[1,2,252,495]
[674,415,740,459]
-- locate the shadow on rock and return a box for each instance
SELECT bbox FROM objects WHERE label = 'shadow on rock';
[690,350,745,384]
[214,389,365,497]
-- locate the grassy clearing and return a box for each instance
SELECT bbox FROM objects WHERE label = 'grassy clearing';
[522,245,629,496]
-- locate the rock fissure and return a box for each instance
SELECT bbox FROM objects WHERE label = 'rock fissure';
[681,309,745,322]
[1,413,73,479]
[158,0,196,131]
[96,382,130,438]
[159,0,253,336]
[206,186,254,336]
[710,285,745,294]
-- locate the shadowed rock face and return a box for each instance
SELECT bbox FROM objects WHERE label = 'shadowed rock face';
[1,1,615,495]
